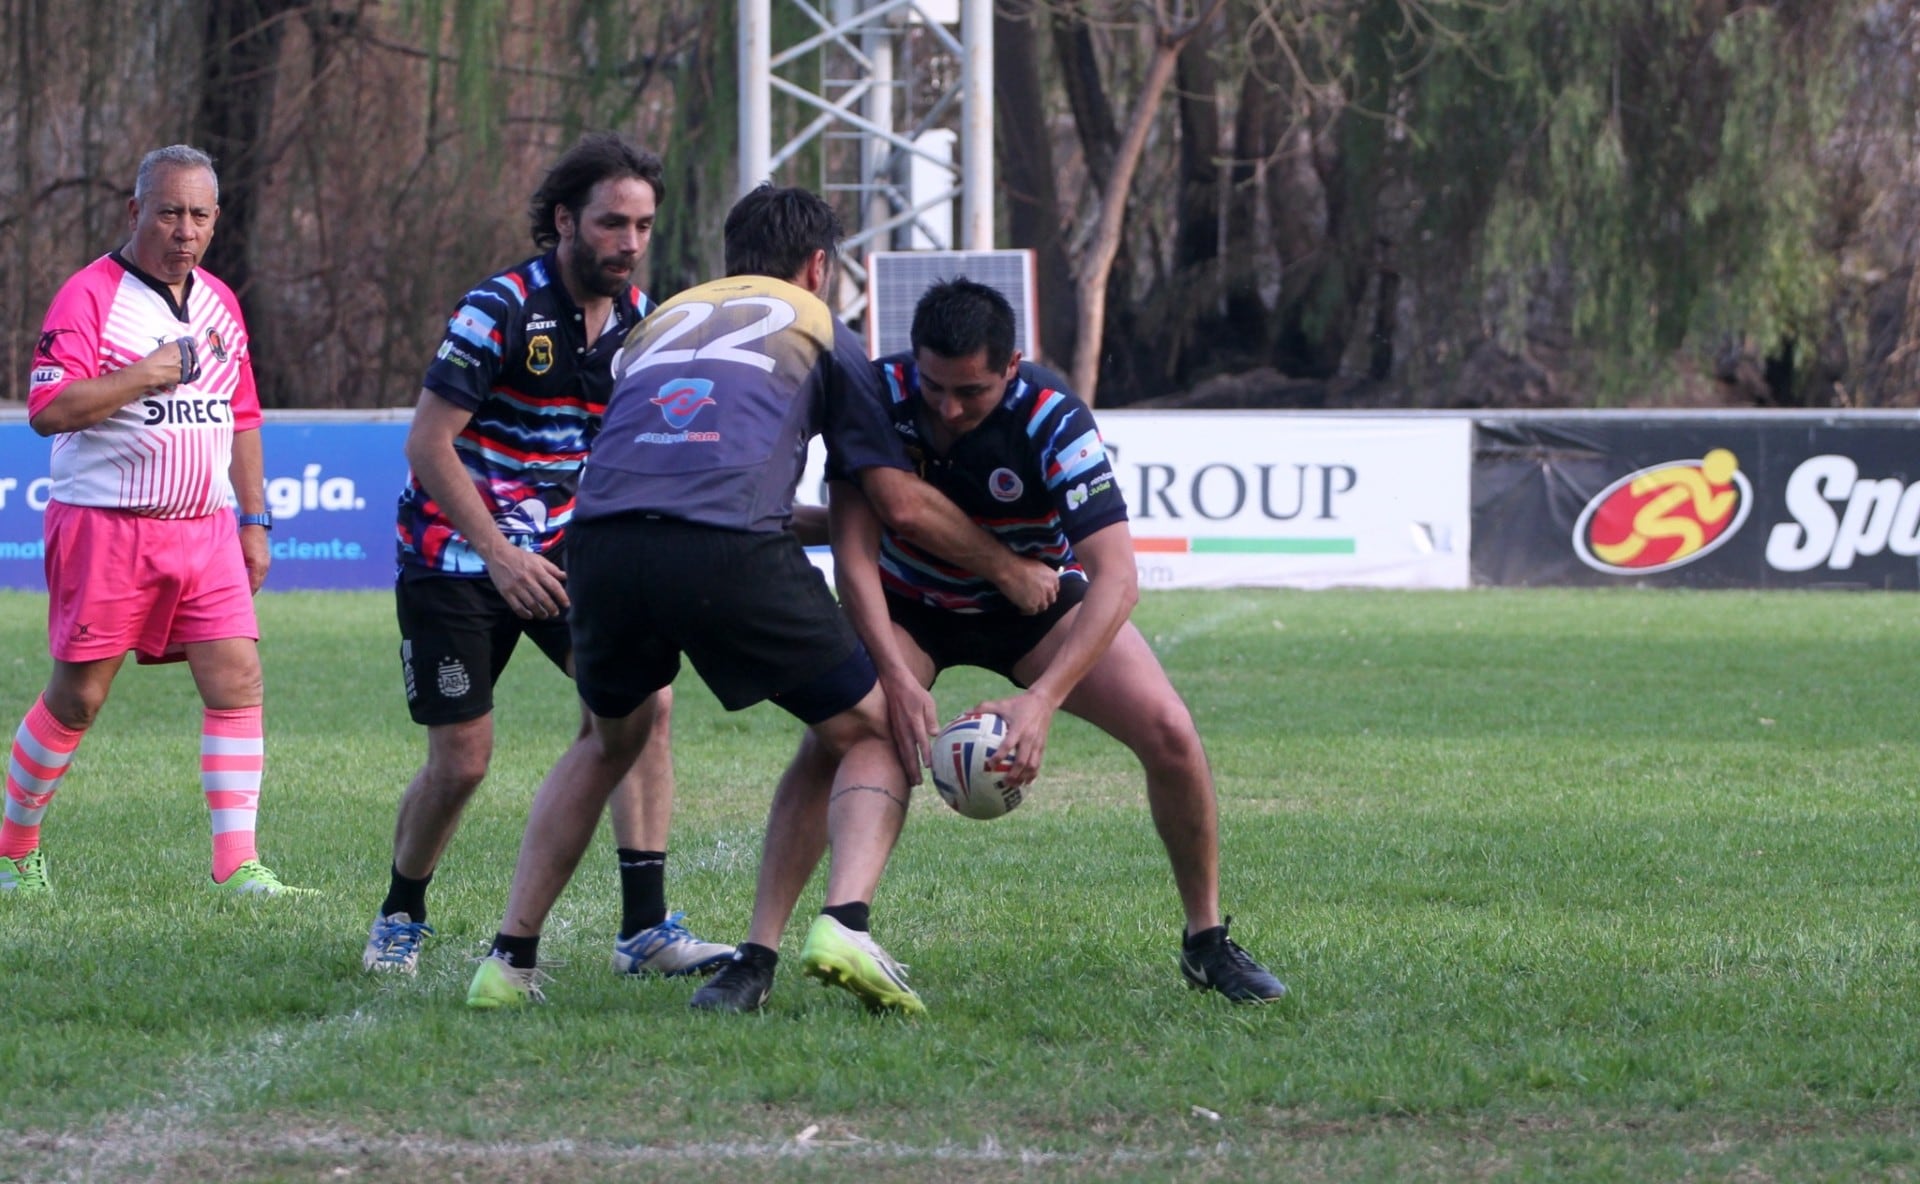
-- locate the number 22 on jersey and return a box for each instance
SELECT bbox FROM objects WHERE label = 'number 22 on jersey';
[615,295,797,378]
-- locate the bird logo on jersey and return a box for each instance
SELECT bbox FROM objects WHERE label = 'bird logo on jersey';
[651,378,717,429]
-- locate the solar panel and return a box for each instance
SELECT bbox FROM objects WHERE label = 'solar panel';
[865,249,1038,359]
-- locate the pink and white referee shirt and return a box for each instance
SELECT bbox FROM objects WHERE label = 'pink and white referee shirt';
[27,252,261,518]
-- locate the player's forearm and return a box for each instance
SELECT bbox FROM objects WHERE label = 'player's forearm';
[228,429,267,515]
[1026,583,1133,709]
[857,466,1020,582]
[829,483,915,679]
[789,504,831,547]
[30,367,159,435]
[1027,527,1139,707]
[404,397,520,563]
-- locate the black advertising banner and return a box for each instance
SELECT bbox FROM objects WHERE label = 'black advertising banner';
[1472,412,1920,588]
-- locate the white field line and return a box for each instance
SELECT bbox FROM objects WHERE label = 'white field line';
[22,1126,1241,1172]
[1142,593,1277,654]
[26,1012,1238,1174]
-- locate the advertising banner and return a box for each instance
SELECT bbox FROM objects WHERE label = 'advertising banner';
[801,411,1474,590]
[1473,411,1920,588]
[0,420,409,591]
[2,410,1474,593]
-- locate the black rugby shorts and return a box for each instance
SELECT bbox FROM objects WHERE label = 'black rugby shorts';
[886,575,1088,684]
[395,564,572,726]
[567,514,874,723]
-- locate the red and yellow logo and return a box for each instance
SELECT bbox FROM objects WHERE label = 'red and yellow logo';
[1572,448,1752,574]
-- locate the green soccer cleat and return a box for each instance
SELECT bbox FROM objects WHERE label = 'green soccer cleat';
[466,953,548,1009]
[800,914,926,1015]
[211,859,319,897]
[0,848,50,896]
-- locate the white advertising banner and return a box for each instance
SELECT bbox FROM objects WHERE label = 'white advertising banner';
[801,412,1474,590]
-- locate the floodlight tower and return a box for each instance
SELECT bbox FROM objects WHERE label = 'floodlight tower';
[737,0,994,319]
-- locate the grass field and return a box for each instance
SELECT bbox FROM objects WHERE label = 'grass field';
[2,586,1918,1182]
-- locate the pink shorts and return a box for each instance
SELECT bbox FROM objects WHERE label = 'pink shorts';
[44,501,259,664]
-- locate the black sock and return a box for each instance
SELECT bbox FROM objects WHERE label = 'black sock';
[380,864,432,923]
[489,932,540,969]
[617,848,667,938]
[735,941,779,969]
[822,901,871,932]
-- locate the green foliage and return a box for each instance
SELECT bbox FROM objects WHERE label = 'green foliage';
[1405,1,1854,392]
[655,5,737,296]
[399,0,512,152]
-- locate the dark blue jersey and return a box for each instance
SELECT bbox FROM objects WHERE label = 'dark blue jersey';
[396,251,652,574]
[579,275,907,532]
[855,355,1128,613]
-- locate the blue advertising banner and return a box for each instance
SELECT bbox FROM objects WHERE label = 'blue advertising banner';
[0,420,411,591]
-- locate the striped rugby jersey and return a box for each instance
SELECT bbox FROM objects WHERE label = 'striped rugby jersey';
[858,355,1128,613]
[28,252,260,518]
[396,250,652,574]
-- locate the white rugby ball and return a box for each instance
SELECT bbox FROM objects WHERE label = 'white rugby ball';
[930,711,1023,820]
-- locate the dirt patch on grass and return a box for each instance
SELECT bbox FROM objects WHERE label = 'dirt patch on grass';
[14,1109,1920,1184]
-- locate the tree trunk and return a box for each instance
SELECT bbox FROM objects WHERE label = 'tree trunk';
[995,0,1079,369]
[193,0,296,305]
[1050,10,1118,196]
[1071,0,1225,406]
[1169,20,1222,377]
[8,0,43,404]
[1222,58,1275,347]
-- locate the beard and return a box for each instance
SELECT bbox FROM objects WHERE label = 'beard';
[567,236,633,300]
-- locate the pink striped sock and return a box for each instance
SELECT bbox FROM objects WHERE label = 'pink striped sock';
[3,697,86,859]
[203,706,263,882]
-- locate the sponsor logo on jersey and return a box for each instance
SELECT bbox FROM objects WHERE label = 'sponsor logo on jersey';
[651,378,717,429]
[141,396,232,427]
[1572,448,1750,574]
[526,334,555,375]
[989,467,1024,502]
[527,317,559,332]
[31,366,62,388]
[204,328,229,363]
[1066,482,1090,511]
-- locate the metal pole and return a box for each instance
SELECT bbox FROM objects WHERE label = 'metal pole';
[739,0,772,196]
[861,1,896,247]
[959,0,994,248]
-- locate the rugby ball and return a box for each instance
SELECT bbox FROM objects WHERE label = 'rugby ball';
[930,711,1023,820]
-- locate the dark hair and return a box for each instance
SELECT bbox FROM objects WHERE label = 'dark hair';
[910,278,1017,372]
[723,183,842,282]
[528,132,665,249]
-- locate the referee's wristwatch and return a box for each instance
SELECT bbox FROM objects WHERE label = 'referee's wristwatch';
[236,511,273,531]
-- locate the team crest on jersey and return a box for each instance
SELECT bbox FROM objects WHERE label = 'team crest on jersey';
[526,335,555,375]
[988,468,1024,502]
[651,378,717,429]
[204,328,229,363]
[437,659,472,699]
